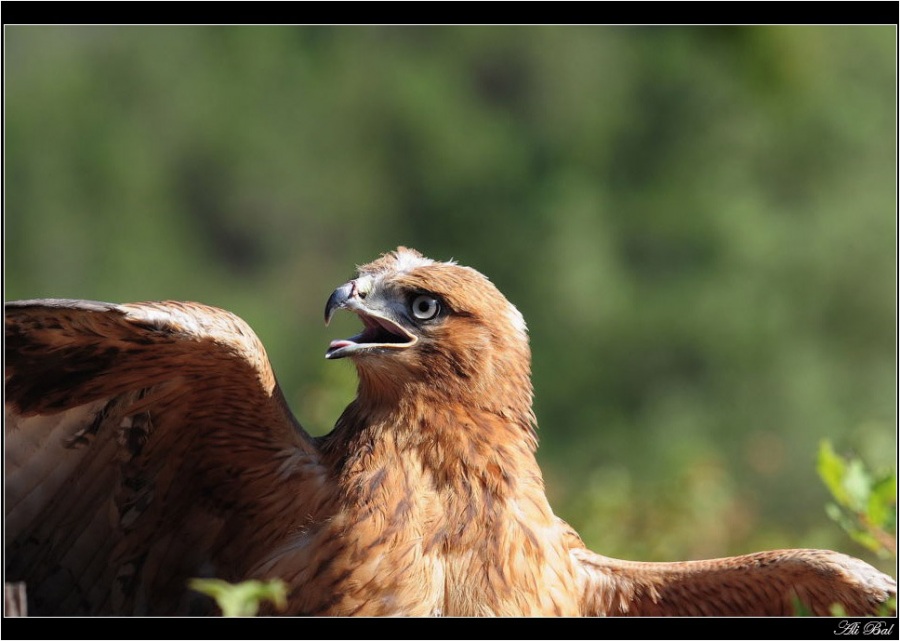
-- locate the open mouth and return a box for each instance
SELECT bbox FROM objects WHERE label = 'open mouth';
[325,310,416,360]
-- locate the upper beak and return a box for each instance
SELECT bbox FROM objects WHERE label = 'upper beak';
[324,281,355,325]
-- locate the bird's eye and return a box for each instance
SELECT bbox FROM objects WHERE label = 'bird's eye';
[410,295,441,321]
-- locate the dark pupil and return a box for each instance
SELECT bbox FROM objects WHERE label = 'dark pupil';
[418,300,431,314]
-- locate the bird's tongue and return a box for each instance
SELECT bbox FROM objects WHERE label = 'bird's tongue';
[325,311,415,360]
[328,339,355,351]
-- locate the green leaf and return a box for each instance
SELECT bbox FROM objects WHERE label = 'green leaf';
[867,473,897,529]
[817,440,848,506]
[842,459,871,513]
[190,578,287,617]
[824,501,844,525]
[791,593,813,616]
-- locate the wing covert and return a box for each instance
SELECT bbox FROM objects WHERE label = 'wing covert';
[5,299,330,615]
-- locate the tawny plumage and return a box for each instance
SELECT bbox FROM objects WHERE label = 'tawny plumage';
[4,247,895,616]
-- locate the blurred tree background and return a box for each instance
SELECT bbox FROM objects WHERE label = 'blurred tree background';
[4,26,895,573]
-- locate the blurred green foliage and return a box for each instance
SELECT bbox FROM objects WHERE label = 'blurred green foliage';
[189,578,286,617]
[818,440,896,559]
[5,26,896,573]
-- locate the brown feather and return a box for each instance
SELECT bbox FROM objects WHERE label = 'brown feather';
[4,249,895,616]
[574,547,897,616]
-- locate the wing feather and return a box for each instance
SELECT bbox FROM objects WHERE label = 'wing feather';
[5,299,330,615]
[573,547,896,616]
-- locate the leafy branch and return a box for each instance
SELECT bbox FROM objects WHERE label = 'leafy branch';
[817,439,896,558]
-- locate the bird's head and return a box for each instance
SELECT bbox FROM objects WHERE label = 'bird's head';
[324,247,534,419]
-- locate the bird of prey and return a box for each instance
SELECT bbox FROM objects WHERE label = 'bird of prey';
[5,247,896,616]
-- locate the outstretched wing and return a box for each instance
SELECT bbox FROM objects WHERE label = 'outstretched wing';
[5,299,330,615]
[573,547,896,616]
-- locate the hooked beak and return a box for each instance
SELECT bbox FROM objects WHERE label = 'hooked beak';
[324,282,356,326]
[324,280,416,359]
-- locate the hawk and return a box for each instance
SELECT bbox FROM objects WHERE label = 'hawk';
[5,247,895,616]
